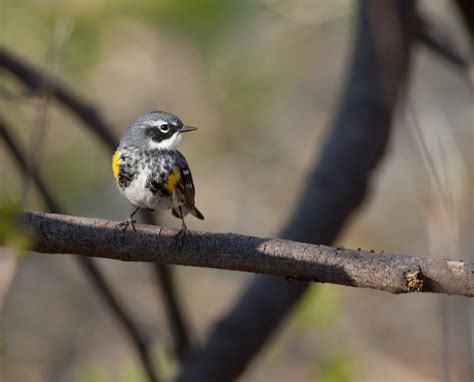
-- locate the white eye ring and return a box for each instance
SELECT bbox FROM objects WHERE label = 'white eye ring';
[160,124,169,133]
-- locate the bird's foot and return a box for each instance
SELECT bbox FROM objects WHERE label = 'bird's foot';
[176,227,192,238]
[116,217,137,232]
[175,226,192,247]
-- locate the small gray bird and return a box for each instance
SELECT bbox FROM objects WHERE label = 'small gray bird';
[112,111,204,233]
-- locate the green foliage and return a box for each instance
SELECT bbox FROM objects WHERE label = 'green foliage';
[0,198,17,242]
[41,140,106,208]
[122,363,147,382]
[2,0,262,73]
[1,1,103,71]
[314,352,356,382]
[113,0,256,51]
[0,197,33,255]
[62,14,104,71]
[293,285,340,328]
[0,334,4,355]
[74,363,112,382]
[38,6,105,71]
[73,343,176,382]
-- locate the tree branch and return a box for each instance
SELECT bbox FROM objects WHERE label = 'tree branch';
[12,211,473,297]
[0,48,117,148]
[0,120,160,382]
[177,1,417,380]
[418,16,472,74]
[0,47,192,360]
[455,0,474,40]
[152,264,192,360]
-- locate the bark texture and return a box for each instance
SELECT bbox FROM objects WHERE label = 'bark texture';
[16,212,474,297]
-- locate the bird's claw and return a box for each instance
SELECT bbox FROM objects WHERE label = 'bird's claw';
[177,228,191,237]
[175,226,191,247]
[116,217,137,232]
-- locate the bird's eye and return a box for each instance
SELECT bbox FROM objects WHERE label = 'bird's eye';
[160,124,169,133]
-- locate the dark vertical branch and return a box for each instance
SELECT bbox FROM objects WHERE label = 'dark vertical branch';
[177,1,416,381]
[0,122,60,212]
[0,47,192,358]
[455,0,474,40]
[153,264,192,360]
[418,18,471,71]
[77,259,159,382]
[0,121,160,382]
[140,212,192,361]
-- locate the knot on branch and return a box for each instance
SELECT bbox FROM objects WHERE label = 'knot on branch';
[404,268,424,292]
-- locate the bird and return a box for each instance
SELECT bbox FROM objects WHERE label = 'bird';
[112,111,204,234]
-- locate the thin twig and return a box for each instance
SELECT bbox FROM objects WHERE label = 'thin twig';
[11,211,474,297]
[405,103,471,381]
[418,16,472,76]
[21,19,74,204]
[0,120,160,382]
[0,47,117,147]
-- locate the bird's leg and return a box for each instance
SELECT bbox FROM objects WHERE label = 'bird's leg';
[116,206,140,232]
[176,206,190,238]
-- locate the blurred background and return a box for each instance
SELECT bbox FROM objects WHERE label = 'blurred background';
[0,0,472,381]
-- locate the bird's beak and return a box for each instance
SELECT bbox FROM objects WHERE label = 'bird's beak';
[179,125,197,133]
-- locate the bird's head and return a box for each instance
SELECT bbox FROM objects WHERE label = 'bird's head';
[121,111,197,150]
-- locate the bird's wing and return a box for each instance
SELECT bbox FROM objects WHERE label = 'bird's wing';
[176,151,196,208]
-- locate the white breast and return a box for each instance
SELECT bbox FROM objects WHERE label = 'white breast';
[119,168,172,210]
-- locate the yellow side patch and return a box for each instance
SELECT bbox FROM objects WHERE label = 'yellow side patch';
[165,169,181,193]
[112,150,120,179]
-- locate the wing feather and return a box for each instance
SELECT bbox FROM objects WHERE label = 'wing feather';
[176,152,196,208]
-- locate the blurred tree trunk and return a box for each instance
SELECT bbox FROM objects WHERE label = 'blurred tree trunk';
[177,1,417,380]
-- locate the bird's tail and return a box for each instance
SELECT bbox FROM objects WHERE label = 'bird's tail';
[191,206,205,220]
[172,205,205,220]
